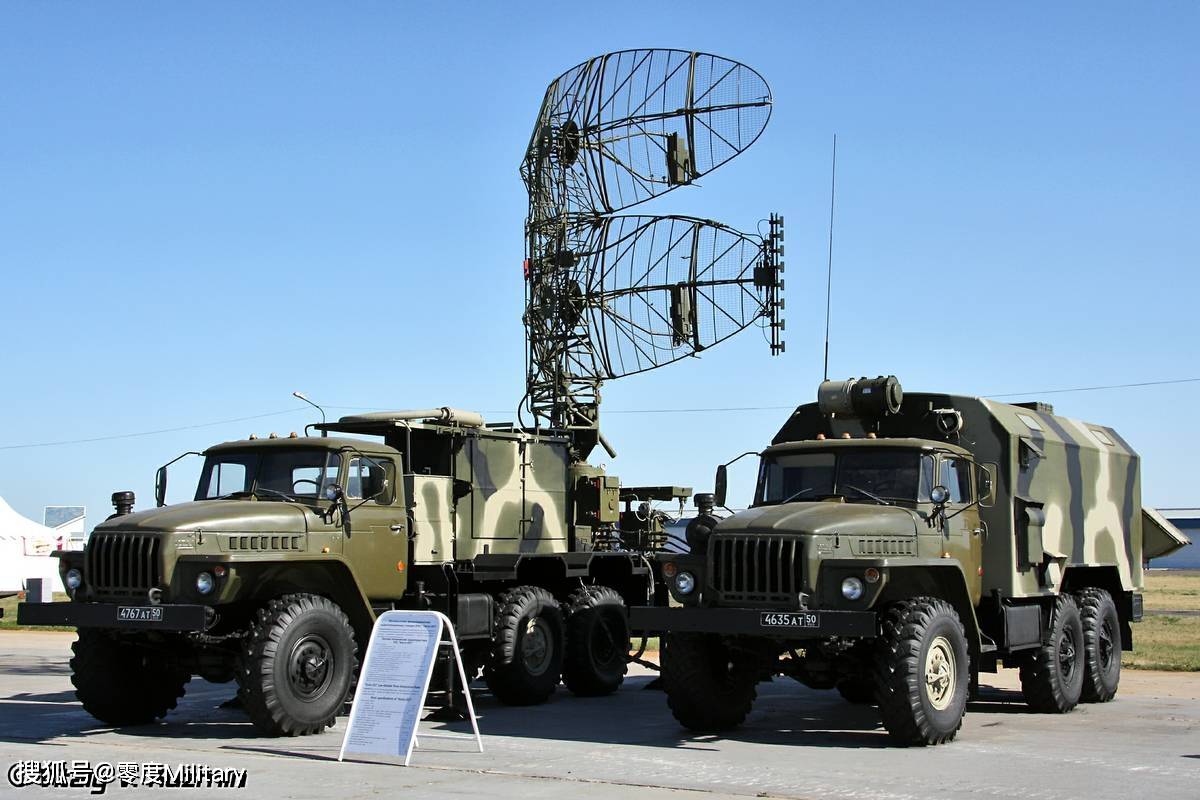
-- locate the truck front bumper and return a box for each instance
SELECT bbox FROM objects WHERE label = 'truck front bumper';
[629,605,877,639]
[17,602,210,631]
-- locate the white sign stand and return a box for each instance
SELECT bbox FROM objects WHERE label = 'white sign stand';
[338,610,483,766]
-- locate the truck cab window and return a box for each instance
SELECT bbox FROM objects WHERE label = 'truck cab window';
[757,452,835,504]
[756,449,929,506]
[918,455,935,502]
[347,456,394,503]
[290,457,340,499]
[195,449,340,500]
[205,462,248,498]
[939,457,973,504]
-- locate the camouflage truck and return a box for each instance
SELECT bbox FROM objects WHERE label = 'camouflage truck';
[630,376,1190,745]
[20,407,688,736]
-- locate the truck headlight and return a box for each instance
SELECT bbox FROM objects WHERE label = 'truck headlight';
[841,576,864,601]
[675,571,696,595]
[65,569,82,591]
[196,572,215,595]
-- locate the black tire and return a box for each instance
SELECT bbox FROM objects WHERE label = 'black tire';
[563,585,630,697]
[661,632,758,732]
[835,676,877,705]
[70,630,190,726]
[1077,588,1121,703]
[238,593,358,736]
[1020,594,1085,713]
[874,597,969,746]
[485,586,564,705]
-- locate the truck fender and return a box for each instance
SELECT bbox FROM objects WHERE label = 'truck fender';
[228,558,376,648]
[877,563,983,663]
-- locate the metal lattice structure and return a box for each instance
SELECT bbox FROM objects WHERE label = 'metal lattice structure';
[521,49,784,453]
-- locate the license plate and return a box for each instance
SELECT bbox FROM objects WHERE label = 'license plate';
[117,606,163,622]
[760,611,819,629]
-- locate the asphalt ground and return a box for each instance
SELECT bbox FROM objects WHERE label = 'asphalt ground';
[0,631,1197,799]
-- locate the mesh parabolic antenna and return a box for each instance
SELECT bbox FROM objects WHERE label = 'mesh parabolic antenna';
[521,49,784,454]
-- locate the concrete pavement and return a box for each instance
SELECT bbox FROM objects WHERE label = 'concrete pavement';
[1,631,1197,799]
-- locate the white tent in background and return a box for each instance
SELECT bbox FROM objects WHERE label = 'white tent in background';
[0,496,66,595]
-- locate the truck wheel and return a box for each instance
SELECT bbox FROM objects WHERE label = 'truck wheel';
[563,585,629,697]
[1077,588,1121,703]
[70,630,190,726]
[238,593,358,736]
[661,632,758,732]
[485,586,564,705]
[1020,594,1085,713]
[873,598,969,746]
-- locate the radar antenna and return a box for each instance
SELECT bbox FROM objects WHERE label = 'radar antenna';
[522,49,785,456]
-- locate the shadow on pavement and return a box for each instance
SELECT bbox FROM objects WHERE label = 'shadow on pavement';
[1,671,1050,753]
[0,680,260,745]
[455,675,894,750]
[966,685,1034,714]
[0,658,71,676]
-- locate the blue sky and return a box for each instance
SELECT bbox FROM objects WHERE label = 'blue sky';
[1,3,1196,526]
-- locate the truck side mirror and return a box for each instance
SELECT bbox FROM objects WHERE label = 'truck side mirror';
[155,451,201,507]
[714,464,728,508]
[930,485,949,507]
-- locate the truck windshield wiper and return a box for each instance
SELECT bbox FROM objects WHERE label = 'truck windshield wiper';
[216,488,297,503]
[840,484,892,506]
[779,486,820,504]
[250,487,298,503]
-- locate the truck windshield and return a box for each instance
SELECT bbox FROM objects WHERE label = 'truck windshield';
[195,449,341,502]
[755,449,933,506]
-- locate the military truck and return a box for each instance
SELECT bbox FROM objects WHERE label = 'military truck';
[630,376,1190,745]
[20,407,688,735]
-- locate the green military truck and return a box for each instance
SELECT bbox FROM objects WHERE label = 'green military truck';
[20,407,688,736]
[630,376,1190,745]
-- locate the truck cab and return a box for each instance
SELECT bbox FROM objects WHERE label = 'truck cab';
[728,438,988,609]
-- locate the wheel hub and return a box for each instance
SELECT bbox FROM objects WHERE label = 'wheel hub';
[1059,627,1078,680]
[522,618,552,676]
[1098,617,1115,671]
[924,635,957,711]
[591,612,621,665]
[288,635,333,700]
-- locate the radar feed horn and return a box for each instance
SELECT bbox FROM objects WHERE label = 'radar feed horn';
[521,49,784,456]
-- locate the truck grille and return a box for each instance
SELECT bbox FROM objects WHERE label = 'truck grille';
[85,533,162,598]
[708,534,803,605]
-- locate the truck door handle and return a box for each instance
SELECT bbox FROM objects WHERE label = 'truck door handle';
[389,524,404,533]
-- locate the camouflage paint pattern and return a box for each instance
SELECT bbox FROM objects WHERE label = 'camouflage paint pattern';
[451,432,571,559]
[979,399,1142,597]
[405,474,454,565]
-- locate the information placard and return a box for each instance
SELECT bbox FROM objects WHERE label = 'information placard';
[338,610,480,766]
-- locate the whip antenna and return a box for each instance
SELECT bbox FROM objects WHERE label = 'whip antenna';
[823,134,837,382]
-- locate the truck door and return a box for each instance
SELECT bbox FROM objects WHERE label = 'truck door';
[342,455,408,601]
[938,455,983,604]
